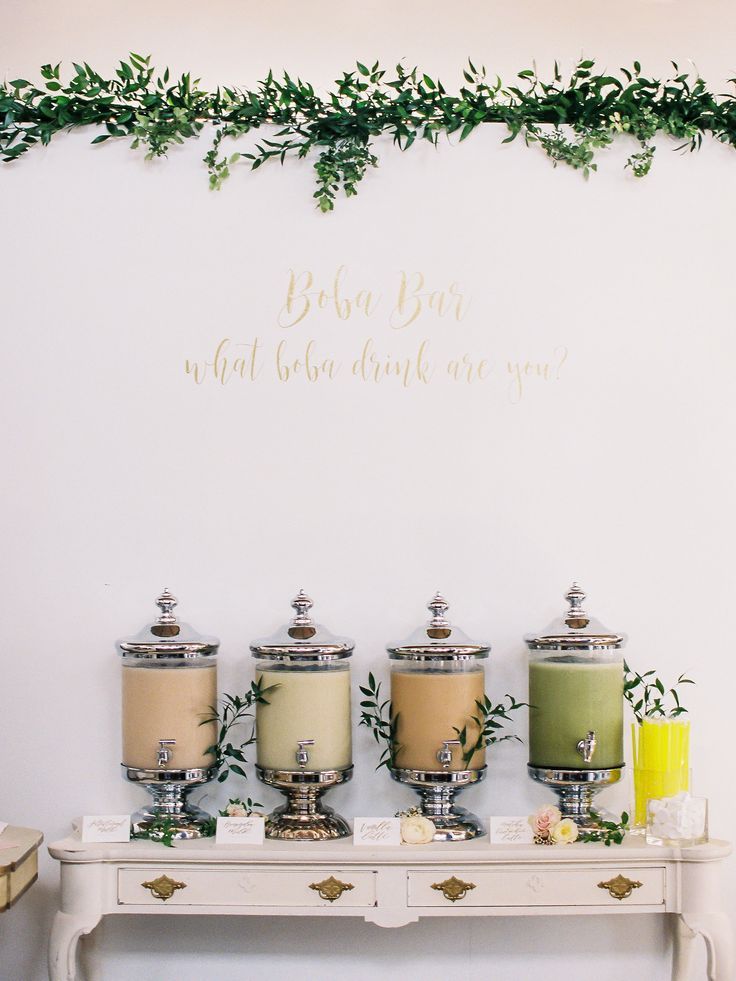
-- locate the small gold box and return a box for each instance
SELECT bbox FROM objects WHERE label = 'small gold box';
[0,827,43,912]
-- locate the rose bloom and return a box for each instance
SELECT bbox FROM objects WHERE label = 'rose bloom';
[225,802,248,817]
[528,805,562,836]
[550,818,579,844]
[400,814,436,844]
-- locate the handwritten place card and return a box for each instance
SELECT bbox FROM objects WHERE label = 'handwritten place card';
[353,818,402,847]
[81,815,131,843]
[489,817,534,845]
[216,816,265,845]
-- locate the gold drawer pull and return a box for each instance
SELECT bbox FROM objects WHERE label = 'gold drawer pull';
[597,875,643,901]
[309,876,355,902]
[141,874,187,901]
[431,876,477,902]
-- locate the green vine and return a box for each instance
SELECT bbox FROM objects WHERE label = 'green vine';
[358,672,399,769]
[623,660,694,725]
[2,54,735,209]
[577,811,630,846]
[455,693,527,766]
[201,678,278,783]
[131,816,215,847]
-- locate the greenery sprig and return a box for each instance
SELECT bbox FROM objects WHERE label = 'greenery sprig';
[623,660,694,725]
[202,678,278,783]
[131,816,207,848]
[578,811,630,846]
[130,800,263,848]
[358,672,399,769]
[456,694,527,766]
[3,54,736,209]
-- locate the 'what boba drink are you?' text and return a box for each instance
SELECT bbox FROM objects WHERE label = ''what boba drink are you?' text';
[183,337,569,403]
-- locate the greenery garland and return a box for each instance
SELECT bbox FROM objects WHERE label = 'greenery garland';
[2,53,735,210]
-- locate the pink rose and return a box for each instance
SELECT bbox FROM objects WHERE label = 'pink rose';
[528,805,562,837]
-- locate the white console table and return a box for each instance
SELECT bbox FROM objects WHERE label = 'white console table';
[48,834,733,981]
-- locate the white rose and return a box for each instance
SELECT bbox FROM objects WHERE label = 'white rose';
[550,818,579,844]
[400,814,436,844]
[225,803,248,817]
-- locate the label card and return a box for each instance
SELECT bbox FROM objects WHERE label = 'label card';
[216,816,265,845]
[489,816,535,844]
[81,815,131,843]
[353,817,402,846]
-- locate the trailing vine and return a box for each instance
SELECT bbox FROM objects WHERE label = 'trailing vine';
[455,693,527,766]
[2,53,735,209]
[623,660,694,725]
[358,672,399,769]
[201,679,278,783]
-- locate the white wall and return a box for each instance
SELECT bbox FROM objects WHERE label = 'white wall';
[1,2,735,978]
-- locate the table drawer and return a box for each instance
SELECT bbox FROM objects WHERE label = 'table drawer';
[408,867,665,908]
[118,868,376,907]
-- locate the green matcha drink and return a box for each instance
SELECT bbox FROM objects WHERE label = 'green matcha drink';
[528,657,623,769]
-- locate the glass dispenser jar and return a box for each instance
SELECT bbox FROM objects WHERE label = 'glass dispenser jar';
[525,582,625,826]
[251,590,354,840]
[117,588,219,838]
[388,592,490,841]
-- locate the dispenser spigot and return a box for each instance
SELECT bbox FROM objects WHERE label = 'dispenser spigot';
[437,739,461,769]
[576,731,597,764]
[157,739,176,768]
[296,739,315,768]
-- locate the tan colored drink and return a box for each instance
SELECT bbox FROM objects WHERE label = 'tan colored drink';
[122,664,217,770]
[391,669,485,771]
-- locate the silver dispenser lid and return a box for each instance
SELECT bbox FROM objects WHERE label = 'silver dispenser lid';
[250,590,354,662]
[117,588,219,660]
[524,582,625,652]
[387,592,491,661]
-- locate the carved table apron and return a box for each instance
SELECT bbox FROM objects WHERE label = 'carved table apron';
[47,836,733,981]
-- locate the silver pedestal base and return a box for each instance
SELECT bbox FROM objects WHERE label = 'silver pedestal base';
[527,764,623,828]
[122,764,217,840]
[256,765,353,841]
[391,766,487,841]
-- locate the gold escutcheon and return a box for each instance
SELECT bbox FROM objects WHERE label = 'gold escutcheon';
[141,874,188,901]
[431,876,477,902]
[597,874,643,901]
[309,876,355,902]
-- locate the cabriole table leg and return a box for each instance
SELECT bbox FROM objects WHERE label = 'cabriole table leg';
[48,910,101,981]
[676,913,735,981]
[672,913,697,981]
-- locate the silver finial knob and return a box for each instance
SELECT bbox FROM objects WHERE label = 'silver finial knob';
[155,588,178,624]
[427,591,450,627]
[565,582,586,617]
[290,589,314,627]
